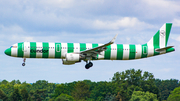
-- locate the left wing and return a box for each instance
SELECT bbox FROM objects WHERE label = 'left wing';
[78,34,118,58]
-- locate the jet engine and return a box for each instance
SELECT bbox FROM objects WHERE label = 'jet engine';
[66,53,80,61]
[62,59,75,65]
[62,53,82,65]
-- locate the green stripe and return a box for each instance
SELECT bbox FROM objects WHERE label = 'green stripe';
[165,23,172,46]
[55,43,61,58]
[30,42,36,58]
[67,43,74,53]
[42,42,49,58]
[9,48,12,56]
[117,44,123,60]
[92,44,98,48]
[153,30,160,47]
[104,45,111,59]
[141,44,148,58]
[153,30,160,56]
[92,43,99,60]
[18,42,24,57]
[129,44,136,59]
[80,43,86,51]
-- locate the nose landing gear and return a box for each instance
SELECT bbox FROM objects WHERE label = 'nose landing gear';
[22,58,26,66]
[85,62,93,69]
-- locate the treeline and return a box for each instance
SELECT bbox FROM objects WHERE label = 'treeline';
[0,69,180,101]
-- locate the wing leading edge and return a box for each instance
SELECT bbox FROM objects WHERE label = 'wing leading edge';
[79,34,118,57]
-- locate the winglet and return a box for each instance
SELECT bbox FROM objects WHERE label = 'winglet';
[110,34,118,44]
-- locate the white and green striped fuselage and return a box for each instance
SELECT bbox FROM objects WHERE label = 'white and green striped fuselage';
[7,42,174,60]
[4,23,175,68]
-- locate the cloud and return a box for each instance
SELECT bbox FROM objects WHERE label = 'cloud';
[172,19,180,27]
[175,36,180,42]
[0,0,179,35]
[39,0,75,9]
[92,17,154,30]
[141,0,180,19]
[171,34,180,42]
[0,24,37,45]
[0,24,24,33]
[160,68,173,72]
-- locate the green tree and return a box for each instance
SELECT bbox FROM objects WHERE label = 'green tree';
[20,88,31,101]
[104,92,116,101]
[0,89,8,101]
[1,80,8,85]
[0,80,20,96]
[130,91,158,101]
[155,79,180,100]
[10,80,21,85]
[167,86,180,101]
[30,80,56,100]
[112,69,159,101]
[90,81,115,100]
[55,93,74,101]
[10,88,22,101]
[30,89,47,101]
[72,81,90,100]
[53,84,70,98]
[32,80,48,89]
[20,82,32,93]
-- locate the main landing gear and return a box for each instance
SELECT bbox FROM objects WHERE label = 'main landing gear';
[85,61,93,69]
[22,58,26,66]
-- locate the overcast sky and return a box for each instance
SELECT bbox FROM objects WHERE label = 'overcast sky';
[1,0,180,83]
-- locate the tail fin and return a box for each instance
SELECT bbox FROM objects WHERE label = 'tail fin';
[147,23,172,48]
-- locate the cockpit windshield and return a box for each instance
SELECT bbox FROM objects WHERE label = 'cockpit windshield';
[10,43,18,48]
[10,45,17,48]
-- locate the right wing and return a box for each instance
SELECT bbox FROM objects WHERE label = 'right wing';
[78,34,118,58]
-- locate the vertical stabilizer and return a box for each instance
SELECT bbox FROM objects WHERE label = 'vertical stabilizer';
[147,23,172,48]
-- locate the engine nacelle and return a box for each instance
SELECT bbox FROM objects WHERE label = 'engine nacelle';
[65,53,80,62]
[62,59,75,65]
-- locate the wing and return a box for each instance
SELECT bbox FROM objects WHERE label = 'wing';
[78,34,118,59]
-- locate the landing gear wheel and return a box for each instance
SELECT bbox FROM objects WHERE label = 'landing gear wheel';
[85,62,93,69]
[85,64,90,69]
[22,58,26,66]
[89,62,93,67]
[22,63,25,66]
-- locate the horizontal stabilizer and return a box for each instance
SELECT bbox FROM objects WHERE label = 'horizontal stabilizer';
[155,46,174,52]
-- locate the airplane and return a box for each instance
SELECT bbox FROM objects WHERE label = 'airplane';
[4,23,175,69]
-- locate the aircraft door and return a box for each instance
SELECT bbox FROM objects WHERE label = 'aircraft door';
[143,46,147,54]
[56,44,61,52]
[23,42,28,52]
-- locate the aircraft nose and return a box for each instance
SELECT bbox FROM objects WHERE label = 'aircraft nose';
[4,48,11,56]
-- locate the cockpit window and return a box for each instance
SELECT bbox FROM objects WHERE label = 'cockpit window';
[10,46,17,48]
[10,43,18,48]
